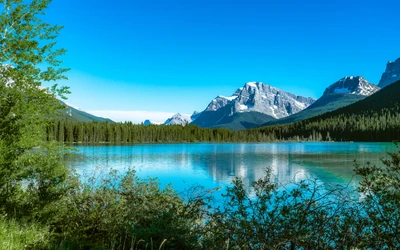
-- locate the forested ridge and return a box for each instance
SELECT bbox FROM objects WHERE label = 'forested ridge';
[49,80,400,143]
[254,79,400,142]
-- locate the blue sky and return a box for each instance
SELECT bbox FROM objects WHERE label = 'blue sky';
[44,0,400,122]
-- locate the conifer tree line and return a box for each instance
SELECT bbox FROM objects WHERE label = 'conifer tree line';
[49,78,400,145]
[48,104,400,144]
[46,120,252,143]
[254,107,400,142]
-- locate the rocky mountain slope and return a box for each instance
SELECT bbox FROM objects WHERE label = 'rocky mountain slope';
[164,113,192,125]
[192,82,315,130]
[263,76,380,126]
[323,76,379,96]
[378,57,400,88]
[256,79,400,142]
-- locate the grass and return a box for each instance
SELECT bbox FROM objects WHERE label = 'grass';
[0,215,50,250]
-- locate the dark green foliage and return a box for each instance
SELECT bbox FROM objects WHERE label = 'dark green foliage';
[0,0,70,220]
[204,170,358,249]
[354,144,400,248]
[50,170,210,249]
[47,121,255,144]
[201,147,400,249]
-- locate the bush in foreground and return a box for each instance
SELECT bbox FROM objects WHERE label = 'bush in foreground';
[49,169,210,249]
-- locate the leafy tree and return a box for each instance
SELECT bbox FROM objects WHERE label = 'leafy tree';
[0,0,70,219]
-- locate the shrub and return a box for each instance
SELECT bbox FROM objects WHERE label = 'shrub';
[50,169,210,249]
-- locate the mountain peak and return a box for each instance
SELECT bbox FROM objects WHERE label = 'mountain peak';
[244,82,259,88]
[164,113,191,126]
[203,82,315,120]
[378,57,400,88]
[323,76,379,96]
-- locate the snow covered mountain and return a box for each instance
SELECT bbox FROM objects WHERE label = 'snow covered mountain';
[164,113,192,126]
[192,82,315,130]
[378,57,400,88]
[144,111,202,126]
[204,82,315,119]
[323,76,380,96]
[263,76,380,126]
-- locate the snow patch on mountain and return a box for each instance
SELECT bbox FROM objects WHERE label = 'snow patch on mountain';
[203,82,316,119]
[164,113,192,126]
[206,88,242,112]
[323,76,380,96]
[219,95,238,101]
[64,101,84,111]
[61,100,103,118]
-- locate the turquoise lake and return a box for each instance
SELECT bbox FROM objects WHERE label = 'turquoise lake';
[66,142,397,195]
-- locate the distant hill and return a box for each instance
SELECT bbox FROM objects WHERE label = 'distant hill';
[58,101,112,122]
[263,76,379,126]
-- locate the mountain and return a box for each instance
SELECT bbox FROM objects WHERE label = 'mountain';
[317,80,399,117]
[58,101,113,122]
[256,80,400,142]
[322,76,379,96]
[192,82,316,130]
[190,111,202,121]
[378,57,400,88]
[143,120,162,125]
[263,76,380,125]
[164,113,192,125]
[144,111,201,126]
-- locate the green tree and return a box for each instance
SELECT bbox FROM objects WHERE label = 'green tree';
[0,0,69,219]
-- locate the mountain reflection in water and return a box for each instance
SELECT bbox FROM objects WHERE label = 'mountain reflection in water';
[65,142,395,194]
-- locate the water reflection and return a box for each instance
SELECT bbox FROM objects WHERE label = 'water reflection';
[66,143,396,194]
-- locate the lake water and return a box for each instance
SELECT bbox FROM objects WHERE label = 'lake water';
[65,142,396,195]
